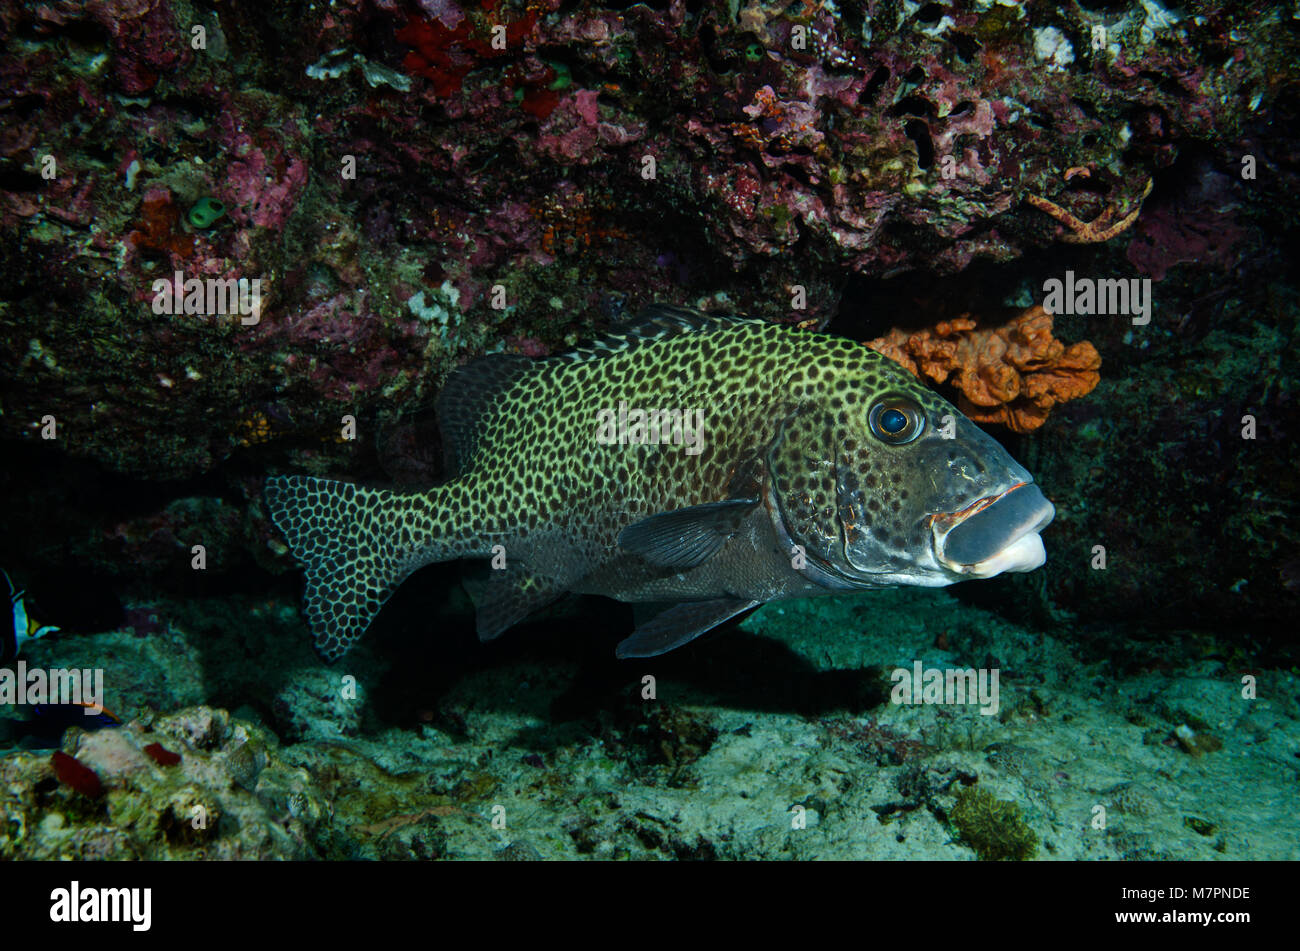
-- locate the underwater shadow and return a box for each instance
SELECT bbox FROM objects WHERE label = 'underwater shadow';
[362,570,891,749]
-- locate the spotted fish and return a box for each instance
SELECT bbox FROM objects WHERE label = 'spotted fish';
[265,305,1055,661]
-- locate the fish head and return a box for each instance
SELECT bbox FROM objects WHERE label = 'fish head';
[766,356,1055,590]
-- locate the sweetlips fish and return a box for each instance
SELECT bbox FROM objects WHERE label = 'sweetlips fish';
[265,305,1055,661]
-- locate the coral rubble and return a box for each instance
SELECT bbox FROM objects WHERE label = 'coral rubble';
[1,706,327,859]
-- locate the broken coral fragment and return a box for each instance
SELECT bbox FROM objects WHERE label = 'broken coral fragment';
[867,306,1100,433]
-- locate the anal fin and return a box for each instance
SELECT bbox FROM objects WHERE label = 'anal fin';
[615,598,760,658]
[466,566,569,641]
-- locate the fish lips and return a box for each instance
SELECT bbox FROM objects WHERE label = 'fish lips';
[932,482,1055,578]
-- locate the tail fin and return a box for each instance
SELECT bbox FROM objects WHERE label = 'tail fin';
[264,475,436,661]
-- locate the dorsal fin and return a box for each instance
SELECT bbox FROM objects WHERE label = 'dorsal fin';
[435,306,753,474]
[554,304,753,363]
[435,353,531,476]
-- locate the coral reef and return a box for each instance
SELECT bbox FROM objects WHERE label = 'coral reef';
[0,2,1298,869]
[868,306,1101,433]
[1,1,1295,633]
[5,585,1297,860]
[0,0,1289,481]
[1013,311,1300,636]
[0,706,328,859]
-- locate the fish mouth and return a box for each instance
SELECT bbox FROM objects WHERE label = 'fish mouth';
[932,482,1055,578]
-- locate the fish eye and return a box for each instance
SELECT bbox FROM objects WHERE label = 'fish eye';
[868,395,925,445]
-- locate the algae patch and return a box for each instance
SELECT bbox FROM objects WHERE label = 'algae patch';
[949,786,1038,861]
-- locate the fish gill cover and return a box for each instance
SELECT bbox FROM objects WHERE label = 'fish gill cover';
[0,0,1297,884]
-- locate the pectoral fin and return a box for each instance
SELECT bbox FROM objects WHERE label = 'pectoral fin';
[615,597,760,658]
[616,499,758,569]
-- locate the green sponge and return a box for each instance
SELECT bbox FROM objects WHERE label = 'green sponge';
[187,197,226,230]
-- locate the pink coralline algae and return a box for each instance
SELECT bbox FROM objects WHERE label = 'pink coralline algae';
[418,0,465,31]
[504,335,549,357]
[0,0,1289,490]
[85,0,190,94]
[253,288,425,405]
[536,89,600,159]
[1125,167,1247,281]
[221,140,309,232]
[1127,205,1245,282]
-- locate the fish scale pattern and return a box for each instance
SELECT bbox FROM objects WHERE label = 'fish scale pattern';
[266,306,953,659]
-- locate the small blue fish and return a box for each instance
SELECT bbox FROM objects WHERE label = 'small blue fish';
[32,702,121,731]
[1,702,121,751]
[2,569,59,663]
